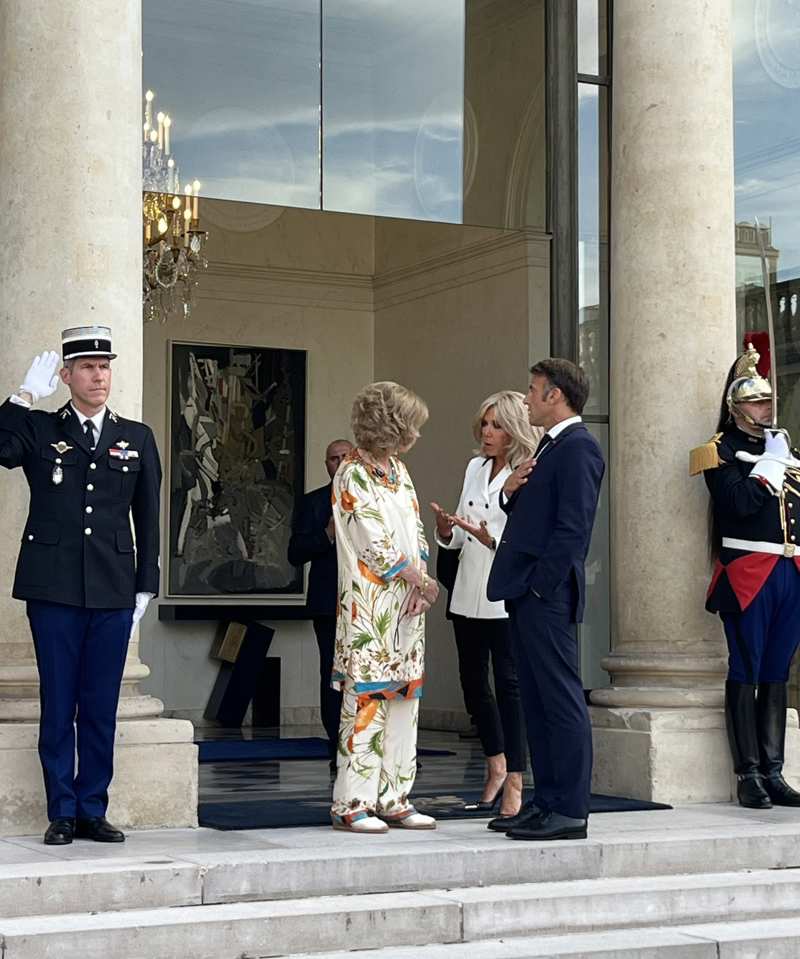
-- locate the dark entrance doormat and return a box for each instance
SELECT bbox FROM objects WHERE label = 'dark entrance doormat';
[196,737,455,763]
[198,789,672,830]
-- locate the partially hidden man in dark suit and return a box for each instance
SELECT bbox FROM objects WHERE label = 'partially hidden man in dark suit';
[487,358,604,841]
[0,327,161,845]
[288,439,353,771]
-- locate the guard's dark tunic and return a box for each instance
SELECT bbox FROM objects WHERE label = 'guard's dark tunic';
[705,424,800,613]
[0,399,161,607]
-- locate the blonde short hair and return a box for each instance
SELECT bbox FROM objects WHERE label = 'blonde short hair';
[351,381,429,455]
[472,390,541,468]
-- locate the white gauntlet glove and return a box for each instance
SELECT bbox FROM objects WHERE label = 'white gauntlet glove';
[20,351,61,403]
[739,429,795,494]
[130,592,154,637]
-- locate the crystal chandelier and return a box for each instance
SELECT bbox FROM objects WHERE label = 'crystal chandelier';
[142,89,208,322]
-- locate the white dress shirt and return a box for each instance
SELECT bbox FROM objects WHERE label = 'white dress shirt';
[437,456,511,619]
[70,403,106,447]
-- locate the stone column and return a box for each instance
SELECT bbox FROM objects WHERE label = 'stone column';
[0,0,196,833]
[588,0,786,802]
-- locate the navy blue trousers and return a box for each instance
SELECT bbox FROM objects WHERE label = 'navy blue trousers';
[721,558,800,684]
[27,601,132,821]
[508,586,592,820]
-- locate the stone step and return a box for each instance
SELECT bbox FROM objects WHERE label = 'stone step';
[283,916,800,958]
[2,869,800,958]
[4,821,800,918]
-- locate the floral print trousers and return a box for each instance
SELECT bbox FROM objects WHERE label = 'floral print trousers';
[331,680,419,822]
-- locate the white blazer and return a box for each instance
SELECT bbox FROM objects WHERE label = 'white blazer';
[437,456,510,620]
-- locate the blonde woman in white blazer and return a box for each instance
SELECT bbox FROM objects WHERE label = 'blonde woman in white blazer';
[432,391,541,818]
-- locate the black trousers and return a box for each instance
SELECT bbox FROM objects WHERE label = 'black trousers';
[450,614,527,772]
[313,616,342,758]
[508,587,592,820]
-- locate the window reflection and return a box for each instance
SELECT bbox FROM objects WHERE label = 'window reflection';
[578,0,607,76]
[322,0,465,222]
[143,0,321,208]
[578,84,609,415]
[463,0,546,228]
[734,0,800,440]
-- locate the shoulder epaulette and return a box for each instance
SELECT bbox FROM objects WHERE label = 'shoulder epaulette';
[689,433,723,476]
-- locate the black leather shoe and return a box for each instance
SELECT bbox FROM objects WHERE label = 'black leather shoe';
[487,800,540,833]
[74,817,125,842]
[764,774,800,806]
[507,810,587,841]
[736,774,772,809]
[44,818,75,845]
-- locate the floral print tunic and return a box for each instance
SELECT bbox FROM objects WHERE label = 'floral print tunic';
[331,451,429,699]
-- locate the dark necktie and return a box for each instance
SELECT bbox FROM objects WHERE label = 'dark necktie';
[534,433,552,458]
[83,419,95,449]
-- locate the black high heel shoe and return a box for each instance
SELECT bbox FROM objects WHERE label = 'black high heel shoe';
[464,781,505,812]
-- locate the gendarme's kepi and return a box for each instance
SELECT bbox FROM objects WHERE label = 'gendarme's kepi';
[61,326,117,361]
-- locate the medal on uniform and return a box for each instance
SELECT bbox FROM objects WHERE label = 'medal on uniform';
[49,441,73,486]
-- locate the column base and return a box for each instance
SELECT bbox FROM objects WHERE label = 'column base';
[0,719,197,836]
[590,705,800,804]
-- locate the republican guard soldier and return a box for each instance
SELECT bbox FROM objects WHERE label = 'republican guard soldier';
[692,343,800,809]
[0,327,161,844]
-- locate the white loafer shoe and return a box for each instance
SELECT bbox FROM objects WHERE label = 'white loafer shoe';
[332,812,389,834]
[382,811,436,830]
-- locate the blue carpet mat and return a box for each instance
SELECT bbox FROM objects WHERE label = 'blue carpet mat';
[197,737,455,763]
[199,789,671,830]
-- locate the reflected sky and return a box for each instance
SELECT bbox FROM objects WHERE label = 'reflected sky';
[323,0,463,221]
[143,0,321,207]
[143,0,464,221]
[734,0,800,280]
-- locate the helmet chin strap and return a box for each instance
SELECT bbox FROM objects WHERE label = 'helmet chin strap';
[730,405,768,435]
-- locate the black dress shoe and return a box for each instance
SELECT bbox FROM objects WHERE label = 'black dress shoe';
[487,800,540,833]
[74,817,125,843]
[764,774,800,806]
[44,818,75,845]
[737,774,772,809]
[507,810,587,841]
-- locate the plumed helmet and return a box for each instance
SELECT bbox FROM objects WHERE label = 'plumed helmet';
[727,343,772,414]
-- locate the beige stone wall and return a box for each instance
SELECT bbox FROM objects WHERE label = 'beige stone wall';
[140,202,374,721]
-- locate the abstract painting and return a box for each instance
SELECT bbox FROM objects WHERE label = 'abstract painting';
[168,341,306,599]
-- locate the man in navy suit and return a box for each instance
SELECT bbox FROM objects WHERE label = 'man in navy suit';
[288,439,353,771]
[486,358,604,841]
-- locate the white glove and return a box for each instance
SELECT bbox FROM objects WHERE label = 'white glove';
[20,351,61,403]
[764,429,791,459]
[738,430,798,493]
[750,430,791,493]
[130,592,154,635]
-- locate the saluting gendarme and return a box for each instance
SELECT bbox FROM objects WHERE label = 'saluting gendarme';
[0,328,162,846]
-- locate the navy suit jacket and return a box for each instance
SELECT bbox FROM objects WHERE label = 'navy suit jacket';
[288,483,337,617]
[486,423,604,623]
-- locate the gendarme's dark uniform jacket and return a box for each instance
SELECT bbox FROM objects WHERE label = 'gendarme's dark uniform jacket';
[704,424,800,614]
[0,399,161,608]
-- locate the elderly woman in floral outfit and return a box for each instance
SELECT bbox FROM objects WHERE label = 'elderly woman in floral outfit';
[330,381,439,834]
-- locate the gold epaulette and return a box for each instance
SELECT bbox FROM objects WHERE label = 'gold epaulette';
[689,433,723,476]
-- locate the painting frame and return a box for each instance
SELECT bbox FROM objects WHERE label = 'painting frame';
[165,339,307,603]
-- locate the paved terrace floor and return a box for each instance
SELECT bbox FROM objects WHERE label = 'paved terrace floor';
[2,802,800,866]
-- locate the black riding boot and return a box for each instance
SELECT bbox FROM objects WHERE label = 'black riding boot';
[757,682,800,806]
[725,681,772,808]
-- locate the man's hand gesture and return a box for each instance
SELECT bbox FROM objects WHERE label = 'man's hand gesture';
[503,458,535,498]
